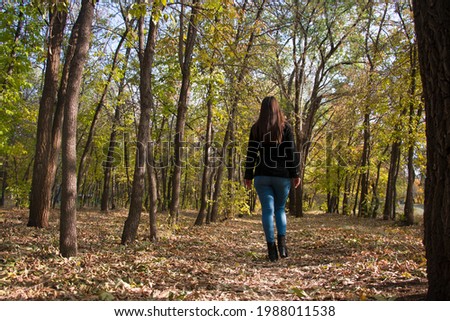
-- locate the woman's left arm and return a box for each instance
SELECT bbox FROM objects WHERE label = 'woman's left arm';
[244,129,258,185]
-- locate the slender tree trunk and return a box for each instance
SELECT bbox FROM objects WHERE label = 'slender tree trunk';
[342,175,350,215]
[294,93,322,218]
[292,0,308,218]
[383,140,401,220]
[77,28,129,191]
[147,144,158,242]
[28,7,67,228]
[121,5,158,244]
[326,131,338,214]
[404,143,415,224]
[123,132,132,205]
[413,0,450,300]
[358,111,370,217]
[1,161,7,206]
[359,4,387,218]
[169,0,199,225]
[194,81,213,225]
[206,166,216,224]
[370,160,382,218]
[404,45,419,226]
[60,0,96,258]
[352,173,361,216]
[101,46,131,211]
[210,0,266,222]
[392,151,401,220]
[209,127,230,222]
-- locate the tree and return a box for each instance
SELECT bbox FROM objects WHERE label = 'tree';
[77,23,130,195]
[358,3,388,218]
[28,2,68,228]
[413,0,450,300]
[1,2,46,209]
[210,0,267,223]
[398,3,421,226]
[294,2,367,218]
[194,69,214,226]
[121,1,159,244]
[60,0,96,258]
[169,0,200,225]
[101,43,132,212]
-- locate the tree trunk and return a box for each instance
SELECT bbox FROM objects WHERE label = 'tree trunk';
[291,1,307,218]
[404,45,419,226]
[404,143,415,224]
[101,46,131,211]
[342,175,350,216]
[358,112,370,217]
[28,7,67,228]
[370,160,383,218]
[195,81,213,226]
[147,144,158,242]
[326,131,338,214]
[169,0,199,225]
[352,174,361,216]
[121,5,158,245]
[359,4,388,218]
[1,161,7,206]
[210,0,266,222]
[60,0,95,258]
[77,28,129,192]
[383,140,401,220]
[413,0,450,300]
[294,93,322,218]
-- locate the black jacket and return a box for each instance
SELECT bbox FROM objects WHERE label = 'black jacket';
[244,123,300,180]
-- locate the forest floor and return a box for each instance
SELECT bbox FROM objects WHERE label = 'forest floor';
[0,208,427,301]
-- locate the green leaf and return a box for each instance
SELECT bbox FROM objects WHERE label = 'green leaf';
[99,291,115,301]
[290,287,309,299]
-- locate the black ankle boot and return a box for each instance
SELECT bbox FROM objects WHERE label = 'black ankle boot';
[277,235,288,258]
[267,242,278,261]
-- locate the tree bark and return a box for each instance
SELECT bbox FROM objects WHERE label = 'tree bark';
[413,0,450,300]
[404,44,419,226]
[291,0,309,218]
[28,7,67,228]
[195,80,213,226]
[169,0,200,225]
[358,111,370,217]
[359,4,388,218]
[370,159,383,218]
[147,143,158,242]
[77,27,129,192]
[1,161,7,206]
[210,0,266,222]
[342,175,350,216]
[326,131,338,214]
[384,140,401,220]
[60,0,96,258]
[101,45,131,211]
[121,4,158,244]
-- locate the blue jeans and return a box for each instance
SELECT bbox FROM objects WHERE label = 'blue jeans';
[254,176,291,243]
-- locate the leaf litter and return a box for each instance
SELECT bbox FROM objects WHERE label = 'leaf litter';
[0,208,427,300]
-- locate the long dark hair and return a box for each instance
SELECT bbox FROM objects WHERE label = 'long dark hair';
[252,96,285,144]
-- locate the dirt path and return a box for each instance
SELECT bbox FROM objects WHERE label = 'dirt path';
[0,209,427,300]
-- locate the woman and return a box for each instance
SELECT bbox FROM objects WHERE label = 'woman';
[244,96,301,262]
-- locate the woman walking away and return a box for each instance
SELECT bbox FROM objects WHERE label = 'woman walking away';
[244,96,301,262]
